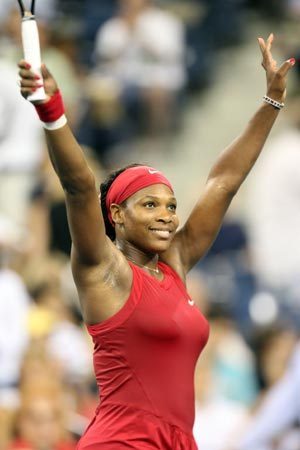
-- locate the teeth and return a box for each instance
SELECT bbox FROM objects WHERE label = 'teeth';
[151,230,170,238]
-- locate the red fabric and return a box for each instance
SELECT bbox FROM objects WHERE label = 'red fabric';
[106,165,174,224]
[34,90,65,123]
[78,262,209,449]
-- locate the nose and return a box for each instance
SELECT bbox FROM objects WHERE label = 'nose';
[156,207,173,223]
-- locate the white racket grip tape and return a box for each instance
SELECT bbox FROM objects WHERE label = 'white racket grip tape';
[21,17,46,102]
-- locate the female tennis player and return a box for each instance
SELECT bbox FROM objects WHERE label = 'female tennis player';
[18,34,294,449]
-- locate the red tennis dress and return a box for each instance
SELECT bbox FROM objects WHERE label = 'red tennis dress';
[77,261,209,449]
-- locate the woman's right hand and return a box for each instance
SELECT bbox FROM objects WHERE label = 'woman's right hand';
[18,60,58,104]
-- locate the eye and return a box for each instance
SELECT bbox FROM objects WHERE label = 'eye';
[144,202,155,208]
[168,203,177,211]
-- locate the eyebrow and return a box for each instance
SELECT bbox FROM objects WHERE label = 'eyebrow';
[142,195,177,202]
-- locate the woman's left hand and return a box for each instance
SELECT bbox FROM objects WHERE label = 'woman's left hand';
[258,33,295,103]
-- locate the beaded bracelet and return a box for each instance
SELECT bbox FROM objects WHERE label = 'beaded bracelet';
[263,95,284,110]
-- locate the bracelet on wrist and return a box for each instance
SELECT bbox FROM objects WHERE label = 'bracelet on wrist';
[263,95,284,110]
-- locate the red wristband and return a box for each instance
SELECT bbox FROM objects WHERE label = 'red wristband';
[34,90,65,122]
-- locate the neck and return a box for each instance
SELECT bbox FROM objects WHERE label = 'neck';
[126,256,160,274]
[115,239,159,272]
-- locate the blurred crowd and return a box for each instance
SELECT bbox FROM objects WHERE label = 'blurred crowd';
[1,1,300,449]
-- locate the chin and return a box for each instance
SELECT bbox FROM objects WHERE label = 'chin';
[146,239,172,254]
[132,233,173,254]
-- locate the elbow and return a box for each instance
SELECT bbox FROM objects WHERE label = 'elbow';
[222,180,240,197]
[208,177,239,198]
[61,169,96,196]
[217,183,238,199]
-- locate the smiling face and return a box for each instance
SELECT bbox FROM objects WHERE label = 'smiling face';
[112,184,179,254]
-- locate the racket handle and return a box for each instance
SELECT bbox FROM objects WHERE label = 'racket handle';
[21,17,46,102]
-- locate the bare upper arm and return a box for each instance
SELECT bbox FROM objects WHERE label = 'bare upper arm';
[171,178,235,272]
[60,168,134,325]
[71,244,133,324]
[64,170,111,266]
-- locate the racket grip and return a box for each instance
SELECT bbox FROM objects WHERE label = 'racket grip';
[21,17,46,102]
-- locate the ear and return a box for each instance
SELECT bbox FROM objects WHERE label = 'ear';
[110,203,125,226]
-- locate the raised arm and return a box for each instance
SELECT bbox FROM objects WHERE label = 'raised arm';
[18,61,115,268]
[175,34,295,273]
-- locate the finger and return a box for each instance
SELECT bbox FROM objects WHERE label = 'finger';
[266,33,274,51]
[277,58,296,77]
[20,79,43,89]
[18,68,39,80]
[258,37,266,55]
[18,59,31,70]
[41,63,53,80]
[20,87,38,98]
[261,37,277,71]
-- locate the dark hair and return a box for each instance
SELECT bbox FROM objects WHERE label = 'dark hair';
[100,163,142,241]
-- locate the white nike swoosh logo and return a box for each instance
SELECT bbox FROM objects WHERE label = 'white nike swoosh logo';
[148,169,159,174]
[188,299,195,306]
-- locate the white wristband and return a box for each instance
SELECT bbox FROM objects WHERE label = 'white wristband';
[43,114,67,130]
[263,95,284,110]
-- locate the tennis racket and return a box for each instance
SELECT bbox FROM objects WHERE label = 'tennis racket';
[17,0,46,101]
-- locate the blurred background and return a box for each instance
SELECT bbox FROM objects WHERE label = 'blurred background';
[0,1,300,449]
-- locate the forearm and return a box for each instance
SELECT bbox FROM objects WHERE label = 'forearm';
[208,102,279,193]
[45,124,95,194]
[208,34,294,193]
[18,62,95,194]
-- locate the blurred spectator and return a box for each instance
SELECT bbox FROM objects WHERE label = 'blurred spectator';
[0,60,44,225]
[22,256,93,386]
[16,335,91,444]
[94,0,186,94]
[287,0,300,16]
[29,172,72,258]
[198,0,246,49]
[26,149,104,258]
[80,0,117,66]
[252,325,298,391]
[193,307,255,450]
[0,216,31,411]
[236,341,300,450]
[0,266,29,407]
[197,218,257,339]
[246,93,300,324]
[247,0,287,19]
[199,307,258,407]
[79,0,186,164]
[9,387,76,450]
[194,395,248,450]
[47,313,92,387]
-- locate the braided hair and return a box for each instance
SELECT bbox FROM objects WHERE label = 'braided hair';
[100,163,142,241]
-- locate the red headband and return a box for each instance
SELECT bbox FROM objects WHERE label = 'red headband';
[106,166,173,225]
